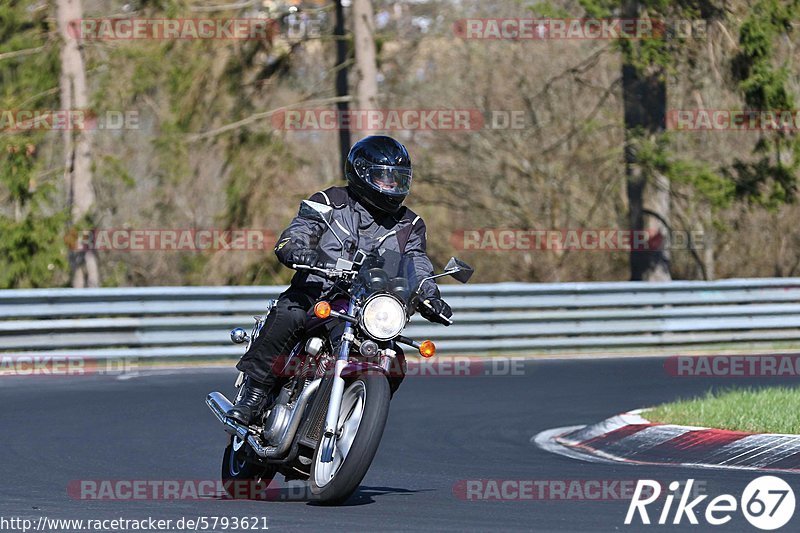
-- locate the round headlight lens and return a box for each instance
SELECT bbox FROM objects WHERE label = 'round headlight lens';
[360,295,407,341]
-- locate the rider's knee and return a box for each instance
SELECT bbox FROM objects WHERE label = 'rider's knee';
[275,296,312,329]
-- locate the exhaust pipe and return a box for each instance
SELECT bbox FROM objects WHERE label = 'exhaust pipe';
[205,379,321,459]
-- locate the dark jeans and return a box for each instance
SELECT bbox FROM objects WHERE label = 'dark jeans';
[235,289,317,385]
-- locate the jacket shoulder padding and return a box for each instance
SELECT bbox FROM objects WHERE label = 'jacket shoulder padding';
[398,206,422,225]
[310,186,350,209]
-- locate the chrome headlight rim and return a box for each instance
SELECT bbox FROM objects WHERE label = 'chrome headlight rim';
[359,293,407,341]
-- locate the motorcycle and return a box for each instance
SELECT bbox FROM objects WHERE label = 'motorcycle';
[206,199,474,505]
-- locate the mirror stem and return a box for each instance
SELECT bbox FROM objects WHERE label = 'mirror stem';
[321,219,346,250]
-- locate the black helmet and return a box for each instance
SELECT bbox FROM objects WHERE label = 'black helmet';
[345,135,412,214]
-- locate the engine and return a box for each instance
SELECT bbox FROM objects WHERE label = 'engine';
[262,385,294,445]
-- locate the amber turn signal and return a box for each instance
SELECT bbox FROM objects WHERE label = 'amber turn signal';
[419,340,436,358]
[314,301,332,319]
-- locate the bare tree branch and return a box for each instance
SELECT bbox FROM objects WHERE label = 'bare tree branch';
[186,95,353,141]
[188,1,258,13]
[0,46,45,62]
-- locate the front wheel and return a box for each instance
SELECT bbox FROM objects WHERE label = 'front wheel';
[310,376,391,505]
[221,436,276,499]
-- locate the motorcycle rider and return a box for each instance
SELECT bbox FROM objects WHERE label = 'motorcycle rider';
[228,135,453,425]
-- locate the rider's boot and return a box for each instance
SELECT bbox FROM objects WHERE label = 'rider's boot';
[227,376,273,425]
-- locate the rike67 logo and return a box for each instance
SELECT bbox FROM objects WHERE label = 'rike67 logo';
[625,477,795,530]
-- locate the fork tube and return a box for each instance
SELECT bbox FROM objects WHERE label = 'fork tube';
[323,298,356,438]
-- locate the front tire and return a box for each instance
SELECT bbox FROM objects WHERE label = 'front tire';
[221,436,276,499]
[310,376,391,505]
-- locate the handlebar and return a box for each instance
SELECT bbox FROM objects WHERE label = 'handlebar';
[292,263,355,279]
[292,262,453,325]
[396,335,421,349]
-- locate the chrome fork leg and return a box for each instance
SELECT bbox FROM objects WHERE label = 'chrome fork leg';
[319,301,356,463]
[320,359,347,462]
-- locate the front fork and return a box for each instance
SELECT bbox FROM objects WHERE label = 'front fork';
[319,298,357,462]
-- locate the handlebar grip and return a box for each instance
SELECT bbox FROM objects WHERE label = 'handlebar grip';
[421,299,453,325]
[293,261,337,270]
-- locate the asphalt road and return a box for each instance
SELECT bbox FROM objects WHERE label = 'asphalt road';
[2,357,800,532]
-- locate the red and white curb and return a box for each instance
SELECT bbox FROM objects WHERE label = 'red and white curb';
[533,410,800,473]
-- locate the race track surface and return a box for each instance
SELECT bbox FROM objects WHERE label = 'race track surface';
[2,357,799,532]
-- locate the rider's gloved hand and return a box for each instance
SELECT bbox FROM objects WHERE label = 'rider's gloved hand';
[420,297,452,326]
[290,248,319,268]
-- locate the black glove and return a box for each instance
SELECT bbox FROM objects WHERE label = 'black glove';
[420,297,453,326]
[289,248,319,268]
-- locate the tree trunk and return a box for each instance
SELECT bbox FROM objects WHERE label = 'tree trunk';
[56,0,99,287]
[352,0,378,137]
[622,2,671,282]
[703,228,715,280]
[334,0,352,177]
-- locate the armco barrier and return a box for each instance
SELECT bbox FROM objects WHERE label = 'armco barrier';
[1,278,799,359]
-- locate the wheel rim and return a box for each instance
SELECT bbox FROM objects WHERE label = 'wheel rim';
[228,437,248,476]
[313,380,367,488]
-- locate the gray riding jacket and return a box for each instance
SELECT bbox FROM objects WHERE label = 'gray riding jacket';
[274,186,440,300]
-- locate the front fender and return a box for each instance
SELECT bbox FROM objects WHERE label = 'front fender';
[340,362,390,380]
[341,351,407,396]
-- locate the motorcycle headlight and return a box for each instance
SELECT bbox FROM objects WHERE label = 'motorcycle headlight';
[360,294,407,341]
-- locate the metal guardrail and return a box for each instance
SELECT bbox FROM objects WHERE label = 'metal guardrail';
[1,278,800,358]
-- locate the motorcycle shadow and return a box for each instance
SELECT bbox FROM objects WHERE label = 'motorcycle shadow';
[314,485,435,507]
[208,484,434,506]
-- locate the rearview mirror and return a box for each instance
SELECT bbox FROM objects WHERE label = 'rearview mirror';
[444,257,474,284]
[299,200,333,224]
[413,257,474,299]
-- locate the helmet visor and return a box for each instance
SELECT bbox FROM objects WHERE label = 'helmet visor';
[365,166,412,195]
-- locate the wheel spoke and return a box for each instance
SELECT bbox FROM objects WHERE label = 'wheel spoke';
[337,396,363,458]
[313,380,368,488]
